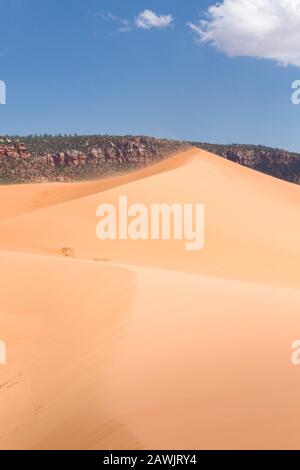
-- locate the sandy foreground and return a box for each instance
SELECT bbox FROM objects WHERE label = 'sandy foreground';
[0,148,300,449]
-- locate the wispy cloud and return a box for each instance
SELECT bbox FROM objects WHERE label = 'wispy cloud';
[100,13,132,33]
[188,0,300,67]
[100,9,174,35]
[135,10,173,30]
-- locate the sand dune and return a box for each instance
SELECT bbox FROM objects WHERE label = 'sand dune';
[0,148,299,287]
[0,148,300,449]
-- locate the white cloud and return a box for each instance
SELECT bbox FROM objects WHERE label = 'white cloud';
[188,0,300,67]
[135,9,173,30]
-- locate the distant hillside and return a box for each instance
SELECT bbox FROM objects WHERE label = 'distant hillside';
[0,135,300,184]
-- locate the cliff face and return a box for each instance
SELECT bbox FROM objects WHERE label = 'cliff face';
[0,138,30,159]
[0,135,300,185]
[34,136,183,166]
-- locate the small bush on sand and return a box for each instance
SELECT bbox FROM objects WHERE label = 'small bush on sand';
[60,247,74,258]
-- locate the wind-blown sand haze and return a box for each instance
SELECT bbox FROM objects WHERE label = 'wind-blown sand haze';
[0,148,300,449]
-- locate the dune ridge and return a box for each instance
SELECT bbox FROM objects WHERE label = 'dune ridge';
[0,148,300,450]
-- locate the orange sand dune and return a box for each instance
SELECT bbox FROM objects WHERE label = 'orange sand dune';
[0,148,300,450]
[0,148,299,287]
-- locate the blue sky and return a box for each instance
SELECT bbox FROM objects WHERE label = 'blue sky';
[1,0,300,151]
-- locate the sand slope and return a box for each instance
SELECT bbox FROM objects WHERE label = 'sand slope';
[0,148,300,449]
[0,252,137,450]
